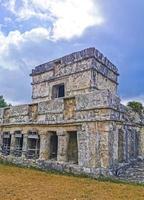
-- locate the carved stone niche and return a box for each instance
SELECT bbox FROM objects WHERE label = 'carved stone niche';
[28,104,38,122]
[64,97,76,120]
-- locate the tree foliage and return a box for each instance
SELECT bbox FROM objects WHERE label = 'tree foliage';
[127,101,143,114]
[0,96,8,108]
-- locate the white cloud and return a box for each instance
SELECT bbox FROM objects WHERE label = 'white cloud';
[0,0,104,71]
[4,17,12,23]
[0,27,50,70]
[31,0,104,40]
[122,95,144,106]
[0,0,104,103]
[2,0,16,13]
[1,0,104,40]
[5,98,27,106]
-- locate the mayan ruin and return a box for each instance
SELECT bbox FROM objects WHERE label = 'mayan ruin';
[0,47,144,179]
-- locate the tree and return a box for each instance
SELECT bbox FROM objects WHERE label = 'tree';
[0,96,8,108]
[127,101,143,114]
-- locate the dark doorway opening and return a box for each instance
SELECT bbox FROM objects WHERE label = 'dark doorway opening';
[130,130,139,159]
[67,132,78,164]
[118,129,125,163]
[27,133,40,159]
[50,133,58,160]
[2,132,11,156]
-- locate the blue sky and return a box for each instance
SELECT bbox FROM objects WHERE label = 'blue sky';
[0,0,144,105]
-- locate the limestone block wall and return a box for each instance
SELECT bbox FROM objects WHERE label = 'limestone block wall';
[36,90,122,124]
[114,125,140,164]
[10,105,29,123]
[31,48,118,78]
[0,102,143,174]
[0,104,39,125]
[0,90,123,126]
[0,105,29,124]
[1,47,144,176]
[32,59,91,102]
[76,90,120,110]
[78,123,96,168]
[77,122,114,169]
[32,66,92,103]
[38,98,64,123]
[96,72,117,94]
[91,58,118,83]
[31,47,119,103]
[32,70,54,84]
[91,58,118,94]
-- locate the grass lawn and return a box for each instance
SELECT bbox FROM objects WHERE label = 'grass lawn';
[0,164,144,200]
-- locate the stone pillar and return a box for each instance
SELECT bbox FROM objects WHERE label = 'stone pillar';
[77,128,88,167]
[108,125,119,167]
[123,129,127,162]
[126,129,132,161]
[138,128,144,159]
[57,130,69,162]
[10,132,16,155]
[77,123,97,168]
[39,132,51,160]
[124,128,129,162]
[99,131,109,168]
[22,133,28,158]
[112,127,119,164]
[0,132,3,154]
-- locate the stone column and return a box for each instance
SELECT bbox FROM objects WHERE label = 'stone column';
[139,128,144,159]
[39,132,51,160]
[0,132,3,154]
[123,129,127,162]
[126,129,132,161]
[57,130,69,162]
[77,128,88,167]
[108,125,118,167]
[99,131,109,168]
[77,123,97,168]
[112,127,119,164]
[22,133,28,158]
[10,132,16,155]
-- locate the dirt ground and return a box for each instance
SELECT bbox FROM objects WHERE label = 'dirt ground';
[0,164,144,200]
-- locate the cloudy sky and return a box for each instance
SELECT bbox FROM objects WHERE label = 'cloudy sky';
[0,0,144,105]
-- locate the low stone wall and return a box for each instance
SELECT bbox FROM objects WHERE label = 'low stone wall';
[0,155,113,178]
[0,90,123,126]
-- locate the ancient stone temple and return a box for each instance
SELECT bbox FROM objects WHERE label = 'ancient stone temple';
[0,47,144,177]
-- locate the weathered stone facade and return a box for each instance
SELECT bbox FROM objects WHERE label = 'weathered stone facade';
[0,47,144,177]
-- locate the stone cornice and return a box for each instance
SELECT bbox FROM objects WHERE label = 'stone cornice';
[30,47,118,76]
